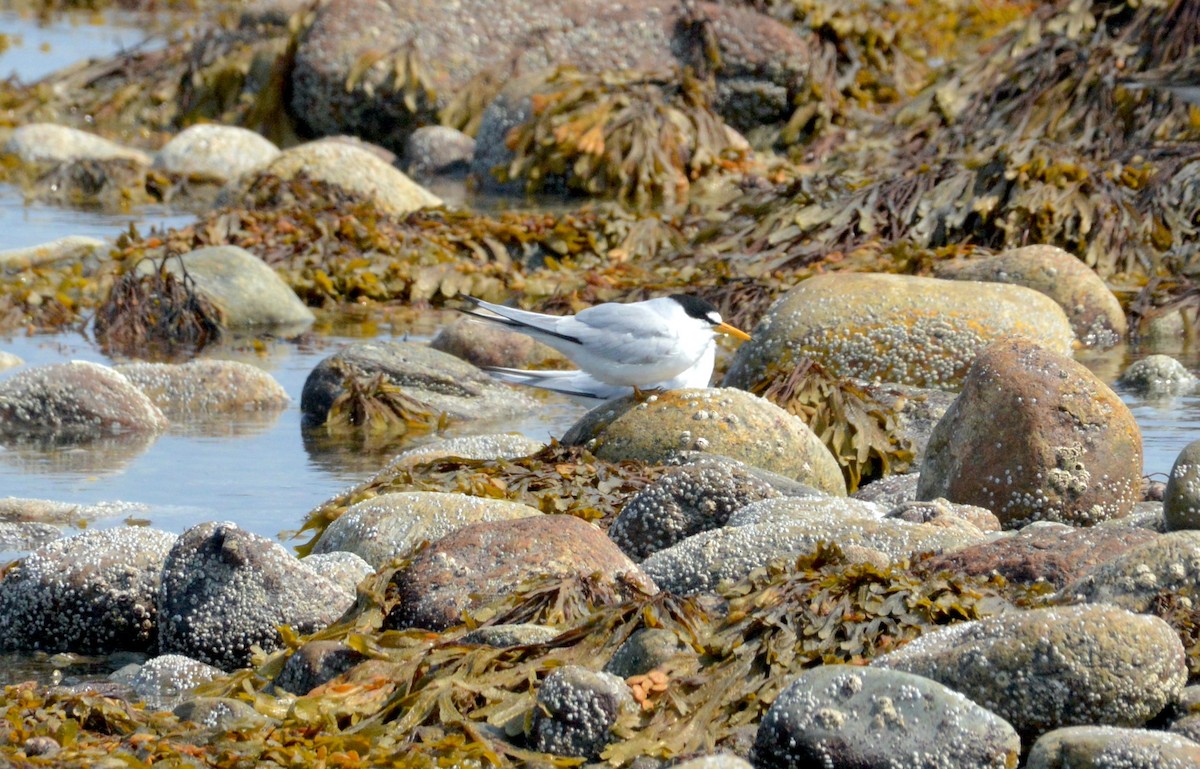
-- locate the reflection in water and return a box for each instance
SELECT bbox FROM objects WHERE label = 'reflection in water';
[0,430,159,476]
[300,422,430,476]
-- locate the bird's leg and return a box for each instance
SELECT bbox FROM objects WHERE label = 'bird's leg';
[632,386,665,402]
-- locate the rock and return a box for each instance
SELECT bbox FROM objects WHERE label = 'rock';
[916,340,1142,528]
[608,460,782,561]
[562,388,845,496]
[0,528,176,654]
[0,521,62,552]
[153,124,280,182]
[604,628,691,678]
[291,0,812,153]
[0,236,107,274]
[111,654,223,711]
[240,140,440,215]
[21,736,59,758]
[1164,439,1200,530]
[140,246,315,329]
[852,473,919,506]
[1119,354,1197,395]
[404,126,475,179]
[872,604,1186,738]
[158,522,355,670]
[311,491,543,569]
[753,664,1019,769]
[673,756,752,769]
[383,515,656,631]
[1060,530,1200,611]
[0,497,148,526]
[3,123,152,166]
[0,361,169,437]
[642,496,985,595]
[924,522,1158,588]
[723,273,1075,391]
[1025,725,1200,769]
[934,244,1126,348]
[0,350,21,370]
[273,640,367,695]
[886,497,1002,532]
[383,433,546,471]
[300,340,538,427]
[173,697,269,729]
[115,359,289,417]
[431,315,565,371]
[1169,715,1200,745]
[461,624,562,647]
[301,551,374,594]
[532,665,634,758]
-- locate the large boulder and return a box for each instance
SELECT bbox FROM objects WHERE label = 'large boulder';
[0,361,169,438]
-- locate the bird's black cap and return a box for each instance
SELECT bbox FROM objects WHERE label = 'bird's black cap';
[669,293,721,322]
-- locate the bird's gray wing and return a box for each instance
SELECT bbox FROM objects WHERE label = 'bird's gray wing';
[567,302,679,365]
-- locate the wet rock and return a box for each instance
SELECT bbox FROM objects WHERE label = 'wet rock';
[604,628,691,678]
[0,527,176,654]
[153,124,280,182]
[642,496,984,595]
[115,359,289,417]
[431,315,565,371]
[111,654,223,711]
[1119,354,1197,395]
[291,0,812,153]
[0,361,169,437]
[0,497,148,526]
[924,522,1158,588]
[753,664,1019,769]
[300,340,538,427]
[532,665,634,758]
[404,125,475,179]
[562,388,845,496]
[723,273,1074,391]
[173,697,269,729]
[461,623,562,647]
[383,433,546,471]
[872,604,1186,739]
[916,340,1142,528]
[1060,530,1200,611]
[301,551,374,594]
[608,460,782,561]
[1169,715,1200,745]
[1164,439,1200,530]
[0,236,107,273]
[885,497,1002,532]
[383,515,656,631]
[3,123,152,167]
[311,491,543,569]
[140,245,315,329]
[0,350,20,370]
[934,244,1126,348]
[273,640,367,695]
[1025,725,1200,769]
[158,522,355,670]
[0,521,62,552]
[239,140,440,215]
[852,473,919,506]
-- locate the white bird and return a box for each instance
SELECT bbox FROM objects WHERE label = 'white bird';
[461,294,751,399]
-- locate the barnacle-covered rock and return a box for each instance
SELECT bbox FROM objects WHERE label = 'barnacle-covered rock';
[115,359,290,417]
[1060,530,1200,612]
[1118,355,1198,396]
[1025,725,1200,769]
[0,361,169,438]
[1164,439,1200,531]
[532,665,635,758]
[110,654,224,712]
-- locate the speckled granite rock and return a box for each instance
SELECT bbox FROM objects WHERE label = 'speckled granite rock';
[153,124,280,182]
[753,665,1019,769]
[532,665,635,758]
[461,623,562,647]
[1119,354,1197,395]
[173,697,270,729]
[934,244,1126,348]
[115,359,289,417]
[311,491,543,569]
[1164,439,1200,530]
[4,123,152,166]
[383,515,656,631]
[1060,530,1200,611]
[301,551,374,594]
[158,522,355,670]
[110,654,223,712]
[917,340,1143,528]
[872,604,1186,738]
[723,273,1074,391]
[0,361,169,437]
[382,433,546,471]
[885,497,1002,532]
[0,528,176,654]
[609,460,782,561]
[1025,725,1200,769]
[562,388,845,495]
[273,640,367,695]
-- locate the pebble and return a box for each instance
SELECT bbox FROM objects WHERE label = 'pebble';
[404,125,475,179]
[1163,438,1200,530]
[1118,354,1198,395]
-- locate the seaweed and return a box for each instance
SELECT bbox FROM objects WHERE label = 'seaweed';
[324,372,445,442]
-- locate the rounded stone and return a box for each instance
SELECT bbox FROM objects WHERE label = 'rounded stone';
[916,339,1143,528]
[383,433,546,471]
[1119,354,1197,396]
[3,123,152,166]
[431,315,565,371]
[0,236,107,273]
[1164,439,1200,530]
[754,664,1019,769]
[153,124,280,182]
[115,359,289,417]
[561,388,845,496]
[1025,725,1200,769]
[404,125,475,178]
[111,654,223,711]
[0,361,169,437]
[872,604,1187,739]
[723,272,1075,391]
[1060,530,1200,612]
[533,665,635,758]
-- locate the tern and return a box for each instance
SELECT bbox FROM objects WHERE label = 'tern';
[461,294,751,399]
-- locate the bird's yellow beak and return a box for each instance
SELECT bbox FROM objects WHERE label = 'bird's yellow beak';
[715,322,752,342]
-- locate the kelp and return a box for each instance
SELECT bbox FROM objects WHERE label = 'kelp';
[324,372,446,443]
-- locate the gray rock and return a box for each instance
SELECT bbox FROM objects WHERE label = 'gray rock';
[916,340,1143,528]
[609,460,782,561]
[723,272,1074,392]
[886,497,1002,532]
[140,246,315,329]
[604,628,691,679]
[1060,530,1200,611]
[153,124,280,182]
[173,697,269,729]
[404,125,475,179]
[0,236,107,274]
[311,491,543,569]
[872,604,1187,739]
[383,433,546,471]
[1025,725,1200,769]
[431,315,565,371]
[21,736,59,758]
[300,340,538,427]
[533,665,634,758]
[158,521,355,670]
[0,361,168,437]
[852,473,920,506]
[273,640,366,695]
[111,654,223,711]
[4,123,152,166]
[673,756,752,769]
[1119,354,1198,395]
[562,388,845,496]
[1164,439,1200,530]
[753,664,1019,769]
[0,521,62,552]
[0,528,176,653]
[115,359,290,417]
[1169,714,1200,745]
[301,551,374,594]
[0,350,20,370]
[461,623,562,647]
